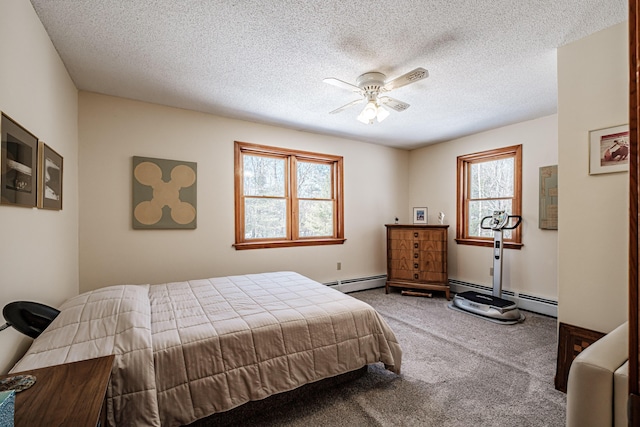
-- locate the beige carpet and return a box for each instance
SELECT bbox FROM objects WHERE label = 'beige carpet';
[194,287,566,427]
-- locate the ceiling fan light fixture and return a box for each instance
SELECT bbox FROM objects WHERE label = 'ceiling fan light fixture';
[357,101,378,124]
[362,101,378,120]
[376,105,390,122]
[357,110,373,124]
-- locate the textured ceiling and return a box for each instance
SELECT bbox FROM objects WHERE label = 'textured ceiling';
[30,1,627,149]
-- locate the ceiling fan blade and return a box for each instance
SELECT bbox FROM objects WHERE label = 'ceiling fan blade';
[329,98,364,114]
[379,96,410,112]
[323,77,362,93]
[382,67,429,91]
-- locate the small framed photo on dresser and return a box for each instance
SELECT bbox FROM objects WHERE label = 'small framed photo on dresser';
[413,207,428,224]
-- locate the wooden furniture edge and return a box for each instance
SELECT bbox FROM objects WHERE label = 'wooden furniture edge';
[555,323,605,393]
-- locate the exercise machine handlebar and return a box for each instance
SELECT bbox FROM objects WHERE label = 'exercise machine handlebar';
[480,213,522,231]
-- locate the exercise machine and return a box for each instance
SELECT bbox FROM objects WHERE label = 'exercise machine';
[449,210,525,324]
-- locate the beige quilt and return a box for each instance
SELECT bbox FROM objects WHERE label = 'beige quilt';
[10,271,402,427]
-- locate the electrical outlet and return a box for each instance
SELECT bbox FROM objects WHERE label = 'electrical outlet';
[337,262,342,271]
[490,267,494,276]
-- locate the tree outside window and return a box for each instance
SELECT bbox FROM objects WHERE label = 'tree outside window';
[234,141,345,250]
[456,145,522,249]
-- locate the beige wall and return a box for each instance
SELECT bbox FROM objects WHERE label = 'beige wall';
[0,0,79,373]
[557,22,629,333]
[0,0,627,375]
[78,92,409,291]
[409,115,559,300]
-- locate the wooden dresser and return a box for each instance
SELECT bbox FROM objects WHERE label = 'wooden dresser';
[385,224,450,299]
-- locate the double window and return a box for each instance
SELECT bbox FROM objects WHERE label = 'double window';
[456,145,522,248]
[234,141,345,249]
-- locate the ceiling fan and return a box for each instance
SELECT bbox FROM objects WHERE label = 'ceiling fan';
[323,67,428,124]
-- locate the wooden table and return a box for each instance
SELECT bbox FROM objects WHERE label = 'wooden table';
[0,355,114,427]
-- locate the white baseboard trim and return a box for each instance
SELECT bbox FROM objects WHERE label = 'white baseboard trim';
[325,275,386,293]
[448,279,558,318]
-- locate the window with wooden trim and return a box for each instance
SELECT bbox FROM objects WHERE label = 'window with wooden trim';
[234,141,345,250]
[456,145,523,249]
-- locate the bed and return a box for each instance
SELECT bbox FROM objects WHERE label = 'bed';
[10,271,402,427]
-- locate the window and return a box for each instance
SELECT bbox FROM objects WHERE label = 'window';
[234,141,345,249]
[456,145,522,249]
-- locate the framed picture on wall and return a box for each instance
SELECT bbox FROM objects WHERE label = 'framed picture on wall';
[38,142,63,210]
[132,156,197,229]
[589,124,629,175]
[0,112,38,207]
[413,207,428,224]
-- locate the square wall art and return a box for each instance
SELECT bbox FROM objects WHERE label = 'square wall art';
[132,156,197,229]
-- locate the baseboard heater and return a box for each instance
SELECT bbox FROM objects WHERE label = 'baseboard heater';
[448,279,558,318]
[325,275,386,293]
[325,276,557,318]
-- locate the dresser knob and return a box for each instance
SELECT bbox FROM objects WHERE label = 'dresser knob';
[414,232,418,238]
[414,263,419,269]
[414,243,418,249]
[414,274,419,280]
[414,253,418,259]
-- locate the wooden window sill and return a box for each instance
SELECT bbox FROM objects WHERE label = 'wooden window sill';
[234,238,346,250]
